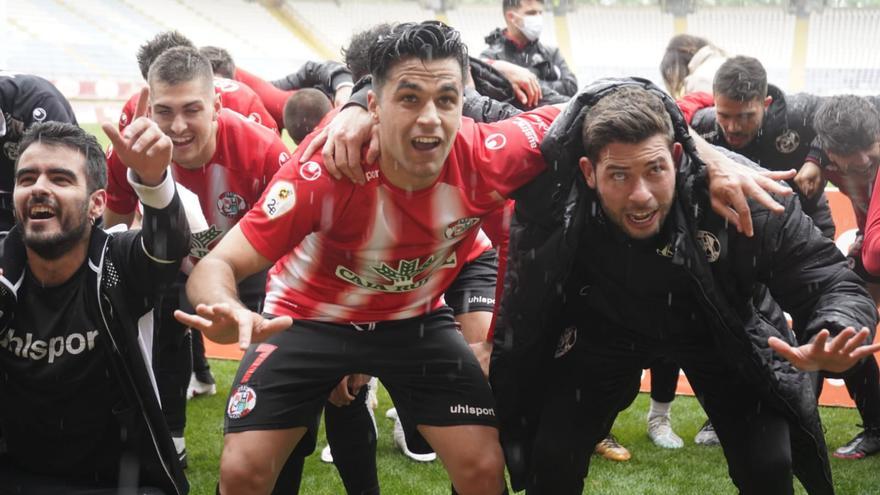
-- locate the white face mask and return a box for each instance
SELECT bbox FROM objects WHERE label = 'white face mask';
[517,13,543,42]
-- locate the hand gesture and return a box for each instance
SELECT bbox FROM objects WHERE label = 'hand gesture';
[768,327,880,373]
[328,374,372,407]
[794,161,823,199]
[299,105,379,184]
[101,87,171,186]
[173,303,292,350]
[491,60,542,108]
[706,158,794,237]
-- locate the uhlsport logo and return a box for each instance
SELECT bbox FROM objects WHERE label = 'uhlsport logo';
[555,326,577,358]
[484,133,507,150]
[214,78,240,93]
[0,328,100,363]
[227,384,257,419]
[32,107,47,122]
[449,403,495,417]
[299,161,322,181]
[278,151,291,167]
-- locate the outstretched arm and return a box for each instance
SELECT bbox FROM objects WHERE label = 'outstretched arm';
[175,224,291,349]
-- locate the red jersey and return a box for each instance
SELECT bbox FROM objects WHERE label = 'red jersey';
[239,106,560,322]
[115,78,278,133]
[234,68,293,129]
[107,109,290,263]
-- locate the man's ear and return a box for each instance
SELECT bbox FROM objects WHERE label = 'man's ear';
[672,142,683,166]
[764,95,773,109]
[367,90,379,122]
[579,156,596,189]
[213,92,222,120]
[89,189,107,222]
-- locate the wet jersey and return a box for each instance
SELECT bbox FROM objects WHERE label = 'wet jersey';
[107,109,289,264]
[239,106,560,322]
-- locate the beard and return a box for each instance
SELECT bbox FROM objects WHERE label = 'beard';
[17,198,91,260]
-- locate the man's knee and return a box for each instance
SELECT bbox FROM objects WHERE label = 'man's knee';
[450,444,505,495]
[219,441,279,494]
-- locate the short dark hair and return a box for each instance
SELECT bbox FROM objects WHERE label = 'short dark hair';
[659,34,709,97]
[344,23,394,81]
[17,122,107,194]
[148,46,214,89]
[814,95,880,156]
[713,55,767,102]
[581,86,674,165]
[502,0,544,12]
[283,89,332,144]
[200,46,236,79]
[368,21,468,91]
[137,31,195,80]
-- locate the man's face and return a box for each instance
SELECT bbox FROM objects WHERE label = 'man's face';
[506,0,544,39]
[826,140,880,175]
[13,143,105,259]
[149,77,219,169]
[714,94,771,150]
[580,135,679,240]
[368,57,463,190]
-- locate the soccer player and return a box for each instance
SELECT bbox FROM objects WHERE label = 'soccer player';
[491,82,880,494]
[805,94,880,459]
[104,46,290,467]
[0,115,190,493]
[0,72,78,231]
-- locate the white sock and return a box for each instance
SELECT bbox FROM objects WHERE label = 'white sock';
[648,399,672,420]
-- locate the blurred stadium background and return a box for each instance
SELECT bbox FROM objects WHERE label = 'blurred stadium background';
[3,0,880,123]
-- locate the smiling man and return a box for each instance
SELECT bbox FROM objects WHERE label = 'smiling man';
[0,119,190,494]
[104,46,290,467]
[176,21,562,495]
[492,83,880,494]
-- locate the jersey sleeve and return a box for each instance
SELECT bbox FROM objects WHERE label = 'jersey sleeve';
[244,94,279,133]
[261,133,290,182]
[471,105,561,198]
[676,91,714,125]
[238,155,339,263]
[105,146,138,214]
[862,171,880,276]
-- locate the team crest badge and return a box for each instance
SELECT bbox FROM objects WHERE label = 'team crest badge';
[775,129,800,154]
[696,230,721,263]
[484,133,507,150]
[444,217,480,239]
[227,385,257,419]
[263,181,296,218]
[3,141,18,161]
[299,161,322,181]
[555,326,577,358]
[217,192,248,218]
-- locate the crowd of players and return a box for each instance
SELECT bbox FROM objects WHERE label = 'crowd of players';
[1,1,880,494]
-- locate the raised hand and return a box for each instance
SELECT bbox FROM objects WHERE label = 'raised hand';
[794,161,823,199]
[174,303,293,350]
[768,327,880,373]
[101,87,171,186]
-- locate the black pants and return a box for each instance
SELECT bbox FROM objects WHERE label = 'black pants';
[818,356,880,429]
[649,358,680,404]
[153,278,192,435]
[0,461,166,495]
[528,324,798,495]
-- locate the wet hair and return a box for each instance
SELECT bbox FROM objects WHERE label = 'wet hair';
[503,0,544,12]
[581,86,674,165]
[148,46,214,90]
[368,21,468,91]
[814,95,880,156]
[199,45,236,79]
[713,55,767,102]
[17,122,107,194]
[344,23,395,81]
[137,30,195,80]
[283,88,332,144]
[659,34,709,97]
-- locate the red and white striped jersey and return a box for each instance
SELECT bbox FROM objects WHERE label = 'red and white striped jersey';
[107,109,290,266]
[239,106,560,322]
